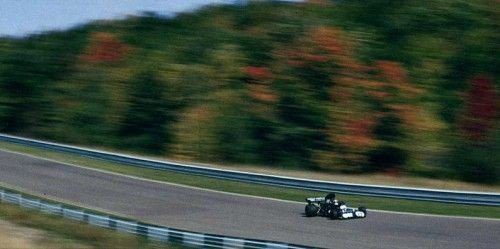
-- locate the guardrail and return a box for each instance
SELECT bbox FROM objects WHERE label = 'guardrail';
[0,187,312,249]
[0,133,499,206]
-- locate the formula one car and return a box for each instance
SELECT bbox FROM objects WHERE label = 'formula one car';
[305,193,367,219]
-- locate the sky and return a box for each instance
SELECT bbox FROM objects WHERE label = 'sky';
[0,0,236,37]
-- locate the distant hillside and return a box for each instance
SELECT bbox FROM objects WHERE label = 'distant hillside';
[0,0,498,183]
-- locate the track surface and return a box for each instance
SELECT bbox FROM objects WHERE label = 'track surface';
[0,150,499,248]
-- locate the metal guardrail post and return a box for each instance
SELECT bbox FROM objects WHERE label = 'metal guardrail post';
[0,187,314,249]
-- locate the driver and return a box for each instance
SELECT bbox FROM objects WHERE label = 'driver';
[326,193,345,210]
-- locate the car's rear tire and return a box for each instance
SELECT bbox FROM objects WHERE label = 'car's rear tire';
[305,204,319,217]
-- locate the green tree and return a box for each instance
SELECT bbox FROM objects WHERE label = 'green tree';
[0,30,87,134]
[118,71,173,153]
[273,77,329,168]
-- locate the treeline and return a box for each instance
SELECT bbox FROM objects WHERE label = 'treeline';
[0,0,498,183]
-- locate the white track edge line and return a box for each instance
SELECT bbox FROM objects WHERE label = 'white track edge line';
[0,148,301,204]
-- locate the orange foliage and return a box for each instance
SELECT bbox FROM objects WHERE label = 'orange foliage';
[375,60,423,96]
[376,61,407,83]
[244,66,276,103]
[311,27,366,73]
[390,104,420,128]
[82,32,130,62]
[248,84,278,103]
[339,118,376,148]
[192,105,212,120]
[275,28,348,69]
[281,49,330,67]
[311,27,346,56]
[367,90,391,100]
[244,66,273,80]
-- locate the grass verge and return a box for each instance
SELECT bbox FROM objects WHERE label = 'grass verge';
[0,141,498,219]
[0,202,182,249]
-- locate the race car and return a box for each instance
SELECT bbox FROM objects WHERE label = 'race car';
[305,193,367,219]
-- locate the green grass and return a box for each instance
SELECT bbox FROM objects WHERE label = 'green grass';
[0,202,183,249]
[0,141,499,219]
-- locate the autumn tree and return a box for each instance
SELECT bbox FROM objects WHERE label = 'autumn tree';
[451,75,498,183]
[461,76,496,143]
[82,32,130,63]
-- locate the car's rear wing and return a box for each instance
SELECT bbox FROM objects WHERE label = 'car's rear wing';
[306,197,325,203]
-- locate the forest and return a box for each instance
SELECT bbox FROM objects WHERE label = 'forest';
[0,0,498,183]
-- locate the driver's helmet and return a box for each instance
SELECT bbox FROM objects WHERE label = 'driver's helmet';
[326,198,336,204]
[325,193,336,201]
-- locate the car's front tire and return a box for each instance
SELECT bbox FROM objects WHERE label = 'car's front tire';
[358,207,367,213]
[305,204,319,217]
[356,207,367,218]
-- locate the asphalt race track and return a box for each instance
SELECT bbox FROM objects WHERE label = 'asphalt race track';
[0,150,499,248]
